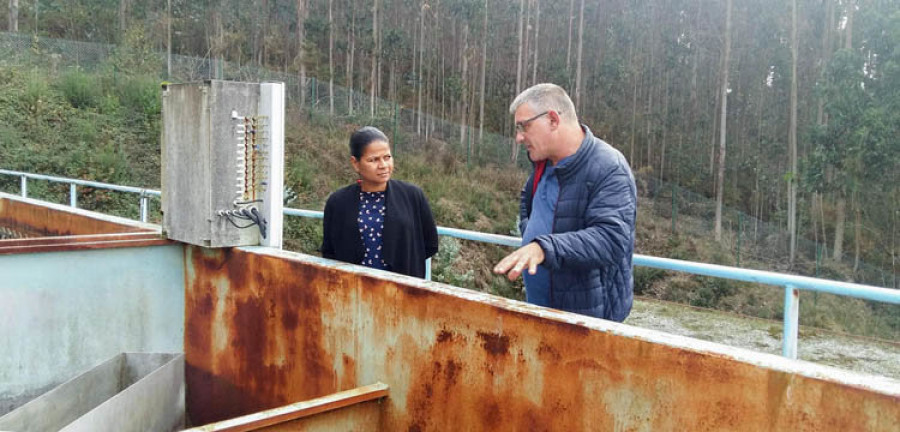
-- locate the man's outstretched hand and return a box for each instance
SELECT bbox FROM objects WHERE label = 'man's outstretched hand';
[493,242,545,281]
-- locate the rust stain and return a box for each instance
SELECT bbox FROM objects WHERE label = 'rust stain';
[185,247,338,427]
[443,360,460,386]
[537,341,561,361]
[340,354,358,392]
[184,247,900,431]
[476,331,510,357]
[435,329,454,343]
[0,236,170,255]
[0,196,151,237]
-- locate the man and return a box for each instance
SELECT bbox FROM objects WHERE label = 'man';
[493,83,637,322]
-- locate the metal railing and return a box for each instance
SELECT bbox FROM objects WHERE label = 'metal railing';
[3,170,899,359]
[0,169,159,223]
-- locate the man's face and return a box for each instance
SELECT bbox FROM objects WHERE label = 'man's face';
[514,105,553,163]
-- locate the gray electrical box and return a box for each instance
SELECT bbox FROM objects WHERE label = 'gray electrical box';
[161,80,284,248]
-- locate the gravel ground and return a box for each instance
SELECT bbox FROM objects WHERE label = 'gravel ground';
[628,298,900,380]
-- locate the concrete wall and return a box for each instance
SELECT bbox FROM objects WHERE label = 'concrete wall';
[0,244,185,414]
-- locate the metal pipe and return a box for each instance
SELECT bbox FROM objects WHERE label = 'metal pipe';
[783,285,799,359]
[283,208,323,219]
[20,175,26,197]
[69,183,77,208]
[0,170,161,196]
[634,255,900,305]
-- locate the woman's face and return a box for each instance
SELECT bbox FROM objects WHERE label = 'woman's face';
[352,140,393,191]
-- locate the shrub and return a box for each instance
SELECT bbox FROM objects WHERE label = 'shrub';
[634,267,667,296]
[431,236,475,287]
[59,70,101,109]
[115,75,161,118]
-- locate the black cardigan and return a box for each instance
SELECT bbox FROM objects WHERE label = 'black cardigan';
[320,180,439,278]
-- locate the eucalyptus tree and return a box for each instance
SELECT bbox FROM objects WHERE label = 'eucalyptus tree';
[714,0,733,243]
[9,0,18,32]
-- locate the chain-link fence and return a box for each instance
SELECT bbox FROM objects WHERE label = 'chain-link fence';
[1,31,896,289]
[640,175,898,289]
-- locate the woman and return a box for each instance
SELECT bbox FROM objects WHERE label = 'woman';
[321,126,439,278]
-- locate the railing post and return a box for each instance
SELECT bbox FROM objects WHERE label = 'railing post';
[20,175,27,197]
[139,194,149,223]
[69,183,77,208]
[782,284,800,359]
[425,257,432,281]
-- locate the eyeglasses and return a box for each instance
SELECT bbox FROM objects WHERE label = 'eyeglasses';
[515,111,554,134]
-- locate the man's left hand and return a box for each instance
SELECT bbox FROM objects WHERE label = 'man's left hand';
[493,242,545,281]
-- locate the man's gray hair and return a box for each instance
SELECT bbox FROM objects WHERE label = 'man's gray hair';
[509,83,577,122]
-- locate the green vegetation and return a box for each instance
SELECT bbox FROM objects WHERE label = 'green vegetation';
[0,53,896,341]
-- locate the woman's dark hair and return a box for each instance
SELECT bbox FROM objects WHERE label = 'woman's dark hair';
[349,126,389,159]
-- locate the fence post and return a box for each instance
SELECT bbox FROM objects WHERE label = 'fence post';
[737,213,743,267]
[69,183,77,208]
[816,244,821,278]
[782,284,800,359]
[671,183,677,233]
[311,77,317,109]
[392,102,398,152]
[466,126,471,168]
[425,257,432,281]
[20,175,27,197]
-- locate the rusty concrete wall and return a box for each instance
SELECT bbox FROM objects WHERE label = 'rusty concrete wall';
[0,193,154,237]
[184,246,900,431]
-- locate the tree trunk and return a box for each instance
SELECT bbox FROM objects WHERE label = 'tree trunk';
[166,0,171,78]
[893,190,898,287]
[660,70,669,182]
[347,0,356,116]
[479,0,487,144]
[817,0,835,126]
[788,0,799,264]
[369,0,378,117]
[854,193,861,273]
[565,0,575,82]
[574,0,585,111]
[844,0,854,50]
[459,22,469,147]
[211,5,225,79]
[515,0,525,95]
[328,0,335,115]
[630,70,638,166]
[709,70,720,186]
[820,192,828,258]
[714,0,732,243]
[8,0,18,32]
[531,0,540,85]
[118,0,130,33]
[645,43,654,173]
[522,0,531,89]
[417,2,425,134]
[297,0,307,109]
[811,190,819,248]
[253,0,268,66]
[834,194,846,261]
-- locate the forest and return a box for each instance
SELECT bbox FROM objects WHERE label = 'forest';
[2,0,899,286]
